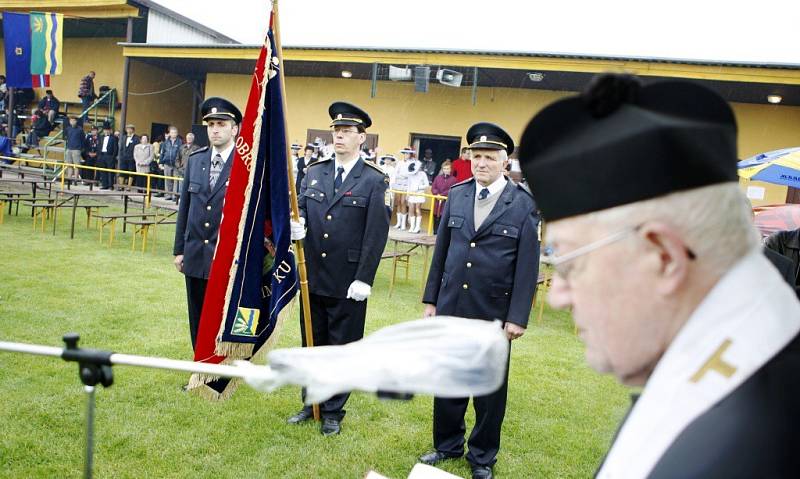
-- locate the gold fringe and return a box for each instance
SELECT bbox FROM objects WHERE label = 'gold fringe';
[214,341,254,358]
[187,378,241,402]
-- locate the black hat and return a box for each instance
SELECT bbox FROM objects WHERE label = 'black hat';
[290,143,302,150]
[329,101,372,129]
[518,73,738,221]
[201,97,242,124]
[102,121,112,130]
[466,122,514,155]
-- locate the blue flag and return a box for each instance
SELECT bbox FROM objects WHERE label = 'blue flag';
[3,12,33,88]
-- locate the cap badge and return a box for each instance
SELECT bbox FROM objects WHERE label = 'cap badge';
[480,136,487,142]
[337,114,343,120]
[211,107,218,114]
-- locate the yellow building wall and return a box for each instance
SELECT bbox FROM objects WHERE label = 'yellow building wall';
[207,73,800,206]
[126,59,194,138]
[0,37,125,126]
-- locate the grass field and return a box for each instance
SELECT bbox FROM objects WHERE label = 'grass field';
[0,198,630,478]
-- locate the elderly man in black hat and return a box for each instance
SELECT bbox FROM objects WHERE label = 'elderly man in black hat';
[173,97,243,360]
[418,122,540,479]
[519,73,800,478]
[286,101,390,436]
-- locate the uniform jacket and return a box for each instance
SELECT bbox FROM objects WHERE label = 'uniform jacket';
[173,146,232,279]
[121,134,139,161]
[299,157,390,298]
[423,178,540,327]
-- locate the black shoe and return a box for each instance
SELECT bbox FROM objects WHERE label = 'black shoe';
[470,464,493,479]
[286,409,313,425]
[419,451,461,466]
[320,417,341,436]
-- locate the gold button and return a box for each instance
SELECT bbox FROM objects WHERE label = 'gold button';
[204,239,209,244]
[321,252,327,258]
[206,205,212,211]
[470,242,476,248]
[462,283,469,290]
[204,222,210,228]
[323,233,329,239]
[466,262,472,268]
[326,215,332,220]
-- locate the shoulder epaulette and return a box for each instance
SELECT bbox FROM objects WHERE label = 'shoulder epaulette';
[516,181,533,198]
[189,146,209,156]
[308,157,332,167]
[451,177,475,189]
[363,160,387,175]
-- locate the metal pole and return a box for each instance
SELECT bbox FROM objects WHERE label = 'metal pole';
[370,63,378,98]
[84,385,95,479]
[117,16,134,171]
[272,0,320,422]
[472,67,479,106]
[7,87,15,144]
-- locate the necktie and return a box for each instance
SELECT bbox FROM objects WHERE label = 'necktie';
[210,153,223,188]
[334,166,344,193]
[478,187,490,200]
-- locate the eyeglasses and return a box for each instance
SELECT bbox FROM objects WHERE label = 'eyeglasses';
[331,127,359,135]
[542,223,696,281]
[542,225,642,280]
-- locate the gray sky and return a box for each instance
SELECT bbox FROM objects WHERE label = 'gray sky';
[156,0,800,65]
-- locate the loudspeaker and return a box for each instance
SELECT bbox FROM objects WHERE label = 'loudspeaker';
[389,65,412,81]
[436,69,463,87]
[414,66,430,93]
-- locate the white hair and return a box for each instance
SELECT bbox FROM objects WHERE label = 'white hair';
[587,183,759,275]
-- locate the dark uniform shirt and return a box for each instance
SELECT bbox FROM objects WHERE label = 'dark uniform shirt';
[299,157,390,298]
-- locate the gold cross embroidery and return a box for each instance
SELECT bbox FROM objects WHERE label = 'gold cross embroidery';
[690,339,737,383]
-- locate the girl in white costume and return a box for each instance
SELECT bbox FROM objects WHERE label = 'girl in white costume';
[392,148,414,229]
[406,158,429,233]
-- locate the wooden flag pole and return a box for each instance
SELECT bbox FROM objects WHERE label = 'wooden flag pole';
[271,0,320,422]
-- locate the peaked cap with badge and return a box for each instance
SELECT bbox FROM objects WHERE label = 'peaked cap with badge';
[466,122,515,155]
[518,73,738,221]
[329,101,372,129]
[201,97,243,124]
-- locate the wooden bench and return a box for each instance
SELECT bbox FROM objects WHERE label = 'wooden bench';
[23,198,57,232]
[128,217,177,252]
[94,212,156,245]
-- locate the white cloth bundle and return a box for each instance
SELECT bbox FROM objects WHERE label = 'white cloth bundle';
[238,317,509,403]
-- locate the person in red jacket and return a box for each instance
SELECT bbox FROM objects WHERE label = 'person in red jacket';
[451,147,473,182]
[431,160,458,232]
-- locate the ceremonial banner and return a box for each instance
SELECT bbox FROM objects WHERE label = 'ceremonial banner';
[189,6,297,400]
[29,12,63,75]
[2,12,33,88]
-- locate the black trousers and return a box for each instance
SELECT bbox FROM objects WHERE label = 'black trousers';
[185,275,207,351]
[98,154,115,188]
[298,292,368,420]
[433,350,511,467]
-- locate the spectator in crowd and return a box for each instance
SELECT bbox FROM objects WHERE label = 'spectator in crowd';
[27,109,52,152]
[63,116,85,180]
[0,125,13,164]
[406,153,429,234]
[120,124,139,190]
[150,135,164,193]
[133,134,154,190]
[98,122,118,190]
[159,126,182,200]
[431,159,458,232]
[83,125,100,182]
[37,89,60,123]
[176,132,200,192]
[452,147,473,182]
[295,145,314,195]
[420,122,540,479]
[392,147,414,230]
[78,71,96,120]
[764,227,800,296]
[0,75,7,111]
[421,148,437,182]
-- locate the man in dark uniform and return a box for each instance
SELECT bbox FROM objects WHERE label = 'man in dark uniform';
[173,97,242,354]
[119,124,139,189]
[519,73,800,478]
[286,101,390,436]
[419,123,540,479]
[97,122,118,190]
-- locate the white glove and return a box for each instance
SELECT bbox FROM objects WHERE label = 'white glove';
[347,280,371,301]
[290,217,306,241]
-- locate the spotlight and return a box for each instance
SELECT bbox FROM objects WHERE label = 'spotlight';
[341,70,353,78]
[767,95,782,104]
[527,72,545,82]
